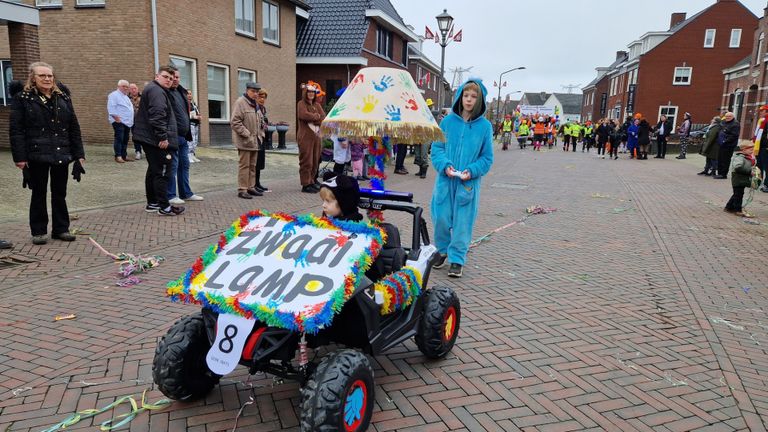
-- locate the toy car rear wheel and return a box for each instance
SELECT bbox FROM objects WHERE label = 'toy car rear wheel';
[415,287,461,359]
[300,350,374,432]
[152,312,221,401]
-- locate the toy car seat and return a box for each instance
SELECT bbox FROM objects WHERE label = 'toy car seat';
[365,223,406,281]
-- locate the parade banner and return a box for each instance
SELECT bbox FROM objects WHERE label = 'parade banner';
[626,84,637,114]
[520,105,555,116]
[600,93,607,116]
[167,210,385,333]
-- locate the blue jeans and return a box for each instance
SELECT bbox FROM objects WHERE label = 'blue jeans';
[168,136,193,199]
[112,123,130,158]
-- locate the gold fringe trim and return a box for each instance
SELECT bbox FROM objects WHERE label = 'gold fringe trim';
[321,120,445,144]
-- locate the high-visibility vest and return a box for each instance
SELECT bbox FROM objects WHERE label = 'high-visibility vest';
[518,123,530,135]
[534,123,547,135]
[502,120,513,132]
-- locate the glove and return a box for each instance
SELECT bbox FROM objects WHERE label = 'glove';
[22,166,31,190]
[71,160,85,182]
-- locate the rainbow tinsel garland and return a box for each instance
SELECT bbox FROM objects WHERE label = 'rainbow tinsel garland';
[165,209,385,334]
[374,266,422,315]
[366,135,392,223]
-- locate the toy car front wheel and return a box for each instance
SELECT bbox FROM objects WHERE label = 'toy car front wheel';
[415,287,461,359]
[152,312,221,401]
[300,350,374,432]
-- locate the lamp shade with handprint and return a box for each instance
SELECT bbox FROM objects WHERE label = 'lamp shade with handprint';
[321,67,445,144]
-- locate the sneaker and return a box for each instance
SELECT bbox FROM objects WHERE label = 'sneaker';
[185,194,204,201]
[188,154,196,164]
[169,197,185,205]
[256,184,270,192]
[448,263,463,278]
[238,191,253,199]
[115,156,125,163]
[32,235,48,245]
[432,253,448,269]
[145,203,161,212]
[158,206,185,216]
[394,168,408,175]
[247,188,263,196]
[697,171,708,175]
[192,155,201,162]
[52,232,76,241]
[302,185,318,194]
[0,239,13,249]
[713,175,727,179]
[675,155,686,160]
[135,151,142,160]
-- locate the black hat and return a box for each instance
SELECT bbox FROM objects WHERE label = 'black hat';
[321,173,360,219]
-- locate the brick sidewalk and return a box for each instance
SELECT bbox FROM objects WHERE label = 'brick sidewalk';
[1,146,766,431]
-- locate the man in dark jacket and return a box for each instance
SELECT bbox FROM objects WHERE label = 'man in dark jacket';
[653,115,672,158]
[133,65,183,215]
[714,112,740,179]
[167,70,202,205]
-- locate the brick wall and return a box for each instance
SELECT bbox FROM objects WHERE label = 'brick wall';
[8,22,40,80]
[407,59,439,104]
[0,27,11,58]
[635,0,757,128]
[362,20,408,69]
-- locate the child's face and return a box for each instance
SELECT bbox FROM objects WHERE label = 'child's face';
[462,89,478,113]
[322,195,341,218]
[742,146,755,155]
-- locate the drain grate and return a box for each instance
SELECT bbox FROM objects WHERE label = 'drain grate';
[491,183,529,190]
[0,253,39,269]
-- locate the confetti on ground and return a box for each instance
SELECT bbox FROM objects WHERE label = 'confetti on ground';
[575,274,590,281]
[743,286,751,294]
[591,193,611,199]
[704,200,714,205]
[70,228,90,235]
[663,372,688,387]
[710,317,745,331]
[612,207,634,214]
[116,276,142,287]
[12,386,32,397]
[54,314,76,321]
[743,218,761,225]
[70,214,80,220]
[89,237,164,277]
[526,205,557,215]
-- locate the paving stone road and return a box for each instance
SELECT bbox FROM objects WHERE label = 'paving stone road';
[0,145,766,431]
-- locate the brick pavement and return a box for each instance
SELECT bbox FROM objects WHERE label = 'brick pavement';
[0,147,767,431]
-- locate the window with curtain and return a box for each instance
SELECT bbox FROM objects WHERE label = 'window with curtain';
[35,0,62,7]
[262,1,280,44]
[730,29,742,48]
[237,69,256,94]
[704,29,716,48]
[235,0,255,36]
[170,56,197,98]
[208,64,230,120]
[673,67,692,85]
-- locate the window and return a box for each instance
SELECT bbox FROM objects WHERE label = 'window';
[36,0,62,7]
[262,1,279,44]
[376,27,393,59]
[659,106,678,129]
[704,29,716,48]
[169,56,197,99]
[756,33,764,64]
[76,0,105,6]
[401,40,408,66]
[673,67,692,85]
[0,60,12,106]
[235,0,255,36]
[730,29,742,48]
[237,68,256,95]
[207,64,230,121]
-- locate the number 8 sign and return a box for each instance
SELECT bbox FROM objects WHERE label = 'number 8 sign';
[206,313,256,375]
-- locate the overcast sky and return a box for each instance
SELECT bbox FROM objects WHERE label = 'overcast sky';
[390,0,767,99]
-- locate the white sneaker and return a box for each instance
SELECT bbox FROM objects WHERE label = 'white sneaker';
[185,194,204,201]
[135,151,142,160]
[192,155,201,162]
[169,197,185,205]
[188,154,196,163]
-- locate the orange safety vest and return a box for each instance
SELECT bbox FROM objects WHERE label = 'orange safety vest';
[534,123,547,135]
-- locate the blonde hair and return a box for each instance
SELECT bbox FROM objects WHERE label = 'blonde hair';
[319,186,335,202]
[24,61,62,94]
[461,82,483,119]
[258,89,268,97]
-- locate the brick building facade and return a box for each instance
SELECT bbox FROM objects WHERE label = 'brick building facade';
[582,0,757,130]
[0,0,307,147]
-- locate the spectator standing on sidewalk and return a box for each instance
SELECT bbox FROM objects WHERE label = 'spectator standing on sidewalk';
[10,61,85,244]
[653,115,672,159]
[231,81,265,199]
[133,66,184,216]
[297,81,326,193]
[254,88,271,192]
[715,112,740,179]
[129,83,142,160]
[698,116,721,176]
[107,80,134,163]
[637,115,651,160]
[188,90,202,163]
[753,105,768,192]
[412,99,434,178]
[167,69,203,205]
[724,141,756,216]
[676,112,692,159]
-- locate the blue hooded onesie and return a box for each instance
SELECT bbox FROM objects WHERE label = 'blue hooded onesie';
[430,79,494,265]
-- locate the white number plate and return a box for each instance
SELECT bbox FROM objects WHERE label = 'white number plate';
[206,313,256,376]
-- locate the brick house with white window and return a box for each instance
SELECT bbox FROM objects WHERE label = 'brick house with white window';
[0,0,308,146]
[581,0,757,130]
[581,52,626,122]
[296,0,417,109]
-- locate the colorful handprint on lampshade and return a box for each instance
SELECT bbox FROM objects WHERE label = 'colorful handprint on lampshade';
[321,67,444,144]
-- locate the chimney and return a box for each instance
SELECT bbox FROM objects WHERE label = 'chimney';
[670,12,686,29]
[616,51,627,61]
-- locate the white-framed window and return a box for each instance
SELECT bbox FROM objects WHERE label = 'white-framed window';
[756,33,764,64]
[704,29,716,48]
[673,67,692,85]
[262,1,280,44]
[76,0,105,6]
[659,106,678,129]
[169,55,197,100]
[207,63,230,121]
[235,0,255,37]
[237,68,257,94]
[36,0,62,7]
[0,60,12,106]
[730,29,742,48]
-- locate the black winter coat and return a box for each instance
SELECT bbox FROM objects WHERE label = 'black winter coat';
[638,120,651,145]
[596,124,611,143]
[718,119,741,148]
[169,84,192,140]
[132,80,178,149]
[9,82,84,165]
[654,119,673,138]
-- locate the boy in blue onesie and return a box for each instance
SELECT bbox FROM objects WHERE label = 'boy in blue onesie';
[430,79,494,278]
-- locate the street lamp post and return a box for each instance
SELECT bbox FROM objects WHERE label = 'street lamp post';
[435,9,453,113]
[495,67,526,125]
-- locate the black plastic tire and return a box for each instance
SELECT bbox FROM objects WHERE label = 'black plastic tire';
[152,312,221,401]
[415,287,461,359]
[300,350,374,432]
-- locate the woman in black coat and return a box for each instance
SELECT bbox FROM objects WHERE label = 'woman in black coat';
[637,118,651,160]
[10,62,84,245]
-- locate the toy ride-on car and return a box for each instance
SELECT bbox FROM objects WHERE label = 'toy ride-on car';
[153,189,461,431]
